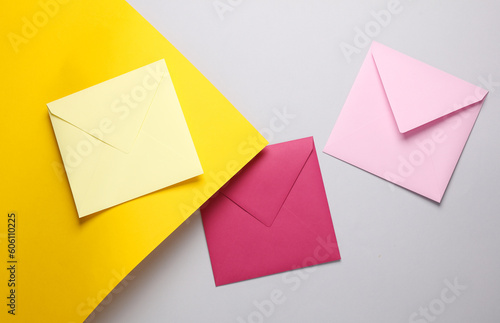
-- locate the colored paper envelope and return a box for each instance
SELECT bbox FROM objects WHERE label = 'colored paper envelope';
[202,137,341,286]
[48,59,203,218]
[0,0,267,322]
[324,41,488,202]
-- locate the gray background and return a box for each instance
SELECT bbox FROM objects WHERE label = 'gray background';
[87,1,500,322]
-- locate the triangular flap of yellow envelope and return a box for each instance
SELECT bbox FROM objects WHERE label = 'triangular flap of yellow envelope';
[47,60,167,153]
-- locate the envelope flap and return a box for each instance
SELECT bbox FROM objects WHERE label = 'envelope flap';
[221,137,314,227]
[47,60,167,153]
[371,42,488,133]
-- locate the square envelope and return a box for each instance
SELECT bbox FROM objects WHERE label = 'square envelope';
[48,60,203,217]
[202,137,341,286]
[324,42,488,202]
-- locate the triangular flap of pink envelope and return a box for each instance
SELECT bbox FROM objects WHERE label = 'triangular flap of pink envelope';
[371,41,488,133]
[220,137,313,227]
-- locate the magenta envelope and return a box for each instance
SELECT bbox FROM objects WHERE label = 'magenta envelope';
[201,137,340,286]
[324,41,488,202]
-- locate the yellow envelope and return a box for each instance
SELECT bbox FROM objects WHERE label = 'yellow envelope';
[48,60,204,217]
[0,0,267,322]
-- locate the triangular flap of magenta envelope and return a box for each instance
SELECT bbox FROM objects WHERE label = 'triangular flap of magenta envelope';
[47,60,167,153]
[221,137,314,227]
[370,42,487,133]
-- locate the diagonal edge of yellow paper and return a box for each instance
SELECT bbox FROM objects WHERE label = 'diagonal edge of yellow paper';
[0,0,267,322]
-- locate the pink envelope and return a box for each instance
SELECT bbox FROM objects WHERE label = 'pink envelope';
[201,137,340,286]
[324,41,488,202]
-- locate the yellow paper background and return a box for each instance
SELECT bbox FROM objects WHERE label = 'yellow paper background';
[0,0,267,322]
